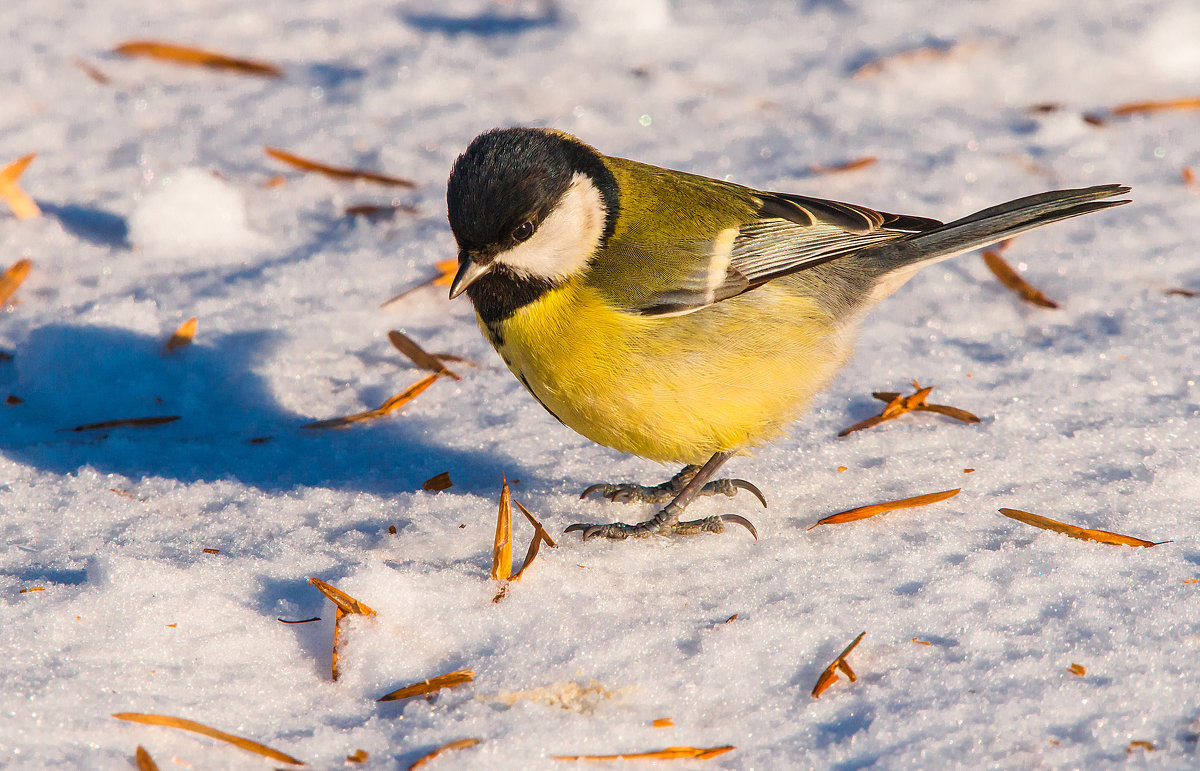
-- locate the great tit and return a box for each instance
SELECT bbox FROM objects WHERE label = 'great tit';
[445,127,1129,542]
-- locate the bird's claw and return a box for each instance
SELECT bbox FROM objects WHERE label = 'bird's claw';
[565,514,758,541]
[579,481,674,504]
[564,521,656,540]
[718,514,759,539]
[712,479,768,508]
[579,477,768,507]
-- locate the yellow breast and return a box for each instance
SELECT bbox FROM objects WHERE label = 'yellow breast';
[484,279,852,465]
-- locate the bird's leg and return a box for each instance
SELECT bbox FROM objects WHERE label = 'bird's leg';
[566,451,760,541]
[580,464,767,507]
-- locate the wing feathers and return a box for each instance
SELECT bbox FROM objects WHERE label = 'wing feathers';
[631,192,943,317]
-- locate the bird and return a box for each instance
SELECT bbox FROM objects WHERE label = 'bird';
[444,127,1129,542]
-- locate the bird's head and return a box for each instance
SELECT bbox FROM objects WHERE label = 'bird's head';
[445,128,618,315]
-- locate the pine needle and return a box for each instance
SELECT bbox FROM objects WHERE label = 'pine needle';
[112,713,303,765]
[67,416,180,432]
[134,745,160,771]
[0,258,33,305]
[982,248,1059,308]
[265,147,415,187]
[388,331,460,380]
[491,476,513,581]
[301,373,441,429]
[377,669,474,702]
[0,155,40,219]
[999,508,1167,547]
[163,318,198,354]
[811,632,866,698]
[809,489,961,529]
[553,745,734,761]
[114,41,281,77]
[408,738,481,770]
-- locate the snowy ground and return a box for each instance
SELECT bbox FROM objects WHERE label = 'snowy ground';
[3,0,1199,768]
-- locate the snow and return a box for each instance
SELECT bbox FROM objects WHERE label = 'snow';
[2,0,1198,768]
[128,168,266,260]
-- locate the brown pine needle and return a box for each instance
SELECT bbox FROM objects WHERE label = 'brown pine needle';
[1111,97,1200,116]
[112,713,304,765]
[811,631,866,698]
[431,259,459,287]
[0,258,33,305]
[346,749,370,763]
[135,745,160,771]
[913,638,932,646]
[67,416,180,432]
[163,317,198,354]
[517,499,557,548]
[1184,167,1197,191]
[73,58,111,84]
[388,331,461,380]
[422,471,453,492]
[999,508,1167,547]
[982,249,1059,308]
[380,261,460,308]
[110,488,144,500]
[19,586,45,593]
[1163,287,1198,298]
[377,669,474,702]
[344,203,419,219]
[554,745,735,761]
[329,610,345,680]
[807,156,877,175]
[852,42,974,79]
[1068,663,1086,677]
[276,617,321,624]
[652,718,675,728]
[810,488,961,529]
[408,738,481,770]
[114,41,281,77]
[265,147,415,187]
[308,578,375,617]
[492,476,514,581]
[1127,740,1156,752]
[0,155,41,219]
[301,372,442,429]
[839,381,978,436]
[510,500,558,581]
[309,579,374,681]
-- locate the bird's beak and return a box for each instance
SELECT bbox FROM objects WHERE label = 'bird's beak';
[448,259,492,299]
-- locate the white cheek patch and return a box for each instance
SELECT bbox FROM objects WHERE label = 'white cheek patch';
[495,172,606,281]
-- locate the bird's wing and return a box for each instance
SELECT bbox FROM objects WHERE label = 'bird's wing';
[626,192,942,317]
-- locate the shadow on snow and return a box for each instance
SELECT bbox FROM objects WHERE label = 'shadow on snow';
[0,323,506,497]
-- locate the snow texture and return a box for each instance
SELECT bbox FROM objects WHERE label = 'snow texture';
[2,0,1198,768]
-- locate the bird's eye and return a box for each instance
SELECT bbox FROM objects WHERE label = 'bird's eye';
[512,221,535,243]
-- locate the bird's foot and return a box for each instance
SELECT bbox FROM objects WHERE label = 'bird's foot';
[565,514,758,541]
[580,466,767,508]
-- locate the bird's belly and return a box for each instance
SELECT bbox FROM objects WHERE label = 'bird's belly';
[488,282,852,464]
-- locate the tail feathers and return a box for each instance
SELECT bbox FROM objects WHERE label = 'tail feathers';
[870,184,1131,275]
